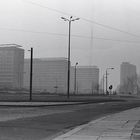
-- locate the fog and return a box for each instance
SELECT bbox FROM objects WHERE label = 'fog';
[0,0,140,89]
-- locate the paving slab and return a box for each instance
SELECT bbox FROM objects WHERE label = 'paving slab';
[131,120,140,140]
[53,107,140,140]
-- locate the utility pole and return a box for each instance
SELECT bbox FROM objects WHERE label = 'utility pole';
[29,47,33,101]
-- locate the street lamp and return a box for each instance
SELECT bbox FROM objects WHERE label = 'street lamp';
[102,74,106,94]
[61,16,80,98]
[74,62,78,94]
[106,67,114,95]
[28,47,33,101]
[18,45,33,101]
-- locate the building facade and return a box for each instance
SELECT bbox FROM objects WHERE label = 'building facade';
[0,44,24,89]
[120,62,137,94]
[73,66,99,94]
[24,58,74,93]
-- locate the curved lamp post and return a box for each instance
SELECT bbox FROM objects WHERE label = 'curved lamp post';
[74,62,78,94]
[28,48,33,101]
[102,74,106,94]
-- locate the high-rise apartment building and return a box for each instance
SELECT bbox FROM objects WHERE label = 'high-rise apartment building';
[24,58,73,93]
[73,66,99,94]
[0,44,24,89]
[120,62,137,94]
[24,58,100,94]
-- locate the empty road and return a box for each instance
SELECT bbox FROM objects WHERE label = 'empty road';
[0,100,139,139]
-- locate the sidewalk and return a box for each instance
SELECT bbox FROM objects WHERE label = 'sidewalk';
[53,107,140,140]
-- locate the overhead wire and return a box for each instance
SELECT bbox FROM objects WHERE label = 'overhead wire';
[23,0,71,16]
[23,0,140,38]
[0,27,140,44]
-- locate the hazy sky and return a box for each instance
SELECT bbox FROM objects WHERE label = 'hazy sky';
[0,0,140,89]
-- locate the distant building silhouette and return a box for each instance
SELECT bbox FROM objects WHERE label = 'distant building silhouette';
[120,62,137,94]
[24,58,99,94]
[0,44,24,89]
[24,57,74,94]
[73,66,99,94]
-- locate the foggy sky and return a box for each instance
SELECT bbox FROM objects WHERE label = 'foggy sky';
[0,0,140,89]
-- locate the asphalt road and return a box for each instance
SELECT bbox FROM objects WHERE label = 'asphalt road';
[0,100,140,140]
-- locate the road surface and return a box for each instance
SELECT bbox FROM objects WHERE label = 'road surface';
[0,100,139,140]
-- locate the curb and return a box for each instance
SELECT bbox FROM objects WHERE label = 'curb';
[0,102,84,107]
[52,116,107,140]
[0,100,123,107]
